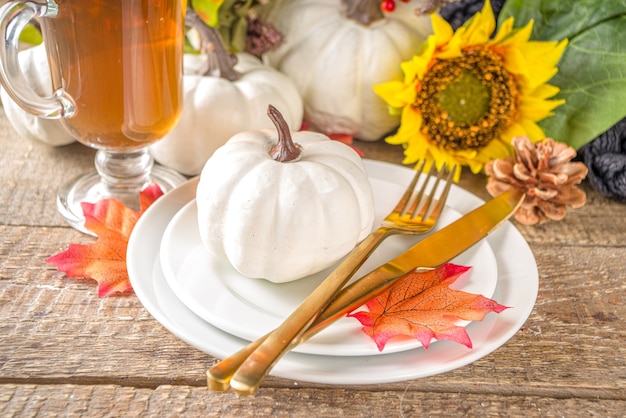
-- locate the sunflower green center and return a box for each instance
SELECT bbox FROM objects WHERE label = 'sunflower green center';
[414,47,518,151]
[439,71,490,125]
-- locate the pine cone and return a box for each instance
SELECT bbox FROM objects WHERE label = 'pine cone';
[485,136,588,225]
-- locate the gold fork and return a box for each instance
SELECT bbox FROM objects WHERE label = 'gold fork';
[208,160,456,395]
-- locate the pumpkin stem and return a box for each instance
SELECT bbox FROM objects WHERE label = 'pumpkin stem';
[343,0,385,26]
[268,105,303,163]
[186,7,240,81]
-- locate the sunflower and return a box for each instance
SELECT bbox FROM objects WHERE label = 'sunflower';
[374,0,567,180]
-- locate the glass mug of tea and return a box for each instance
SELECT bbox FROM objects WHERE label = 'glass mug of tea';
[0,0,188,233]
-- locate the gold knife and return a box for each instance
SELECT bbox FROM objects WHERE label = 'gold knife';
[208,188,524,394]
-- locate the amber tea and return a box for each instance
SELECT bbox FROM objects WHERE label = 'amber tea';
[42,0,186,150]
[0,0,188,232]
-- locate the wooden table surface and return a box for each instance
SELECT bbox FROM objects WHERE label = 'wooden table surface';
[1,106,625,417]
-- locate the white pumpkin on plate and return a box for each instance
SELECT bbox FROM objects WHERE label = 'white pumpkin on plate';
[196,105,375,283]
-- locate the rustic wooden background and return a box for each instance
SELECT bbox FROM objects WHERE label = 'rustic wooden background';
[1,107,625,416]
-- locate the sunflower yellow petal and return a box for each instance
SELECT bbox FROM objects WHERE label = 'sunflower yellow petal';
[387,106,423,146]
[519,119,548,141]
[505,121,545,143]
[373,80,412,109]
[527,66,558,89]
[491,17,514,44]
[520,96,564,120]
[436,34,464,59]
[397,82,419,105]
[386,126,414,145]
[451,164,463,181]
[434,153,464,181]
[449,147,479,171]
[465,159,484,174]
[434,21,464,59]
[519,40,567,86]
[404,39,436,81]
[427,144,446,163]
[531,83,561,100]
[521,120,546,142]
[412,54,434,80]
[450,148,482,175]
[400,60,417,84]
[503,123,528,142]
[520,39,567,69]
[385,132,405,146]
[498,20,533,48]
[412,133,430,156]
[431,13,454,44]
[402,133,430,165]
[400,105,422,131]
[476,137,513,162]
[425,149,449,173]
[462,0,495,46]
[400,35,438,81]
[502,47,530,80]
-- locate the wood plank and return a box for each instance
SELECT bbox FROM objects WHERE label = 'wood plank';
[1,225,624,396]
[1,384,625,417]
[0,114,95,228]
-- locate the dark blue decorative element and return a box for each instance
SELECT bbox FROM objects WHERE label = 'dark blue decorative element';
[439,0,506,30]
[577,119,626,203]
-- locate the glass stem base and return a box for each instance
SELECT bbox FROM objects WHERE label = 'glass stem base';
[57,148,186,234]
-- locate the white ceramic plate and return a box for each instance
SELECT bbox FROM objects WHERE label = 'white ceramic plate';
[159,173,499,356]
[128,160,539,385]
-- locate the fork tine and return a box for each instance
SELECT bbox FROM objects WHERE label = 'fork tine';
[391,159,426,215]
[407,162,436,217]
[401,163,440,219]
[426,165,455,220]
[418,163,455,220]
[412,164,443,220]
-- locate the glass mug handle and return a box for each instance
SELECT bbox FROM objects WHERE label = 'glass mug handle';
[0,0,75,119]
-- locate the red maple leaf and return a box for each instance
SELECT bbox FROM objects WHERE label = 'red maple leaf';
[46,184,163,297]
[347,264,508,351]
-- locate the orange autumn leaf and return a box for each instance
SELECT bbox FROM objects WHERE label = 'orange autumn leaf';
[326,133,365,157]
[299,122,364,157]
[46,184,163,297]
[348,264,508,351]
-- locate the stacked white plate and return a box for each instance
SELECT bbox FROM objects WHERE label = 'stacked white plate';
[127,160,538,385]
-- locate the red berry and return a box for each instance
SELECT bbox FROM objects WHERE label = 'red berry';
[381,0,396,12]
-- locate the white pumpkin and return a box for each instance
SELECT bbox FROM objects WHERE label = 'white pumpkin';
[0,44,75,146]
[264,0,432,141]
[196,105,375,283]
[150,52,303,176]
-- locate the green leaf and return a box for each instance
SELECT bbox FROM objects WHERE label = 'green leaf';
[19,24,42,45]
[215,0,256,52]
[499,0,626,149]
[191,0,224,27]
[499,0,626,41]
[538,16,626,149]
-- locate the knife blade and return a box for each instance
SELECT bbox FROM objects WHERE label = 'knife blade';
[308,188,524,333]
[207,188,524,392]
